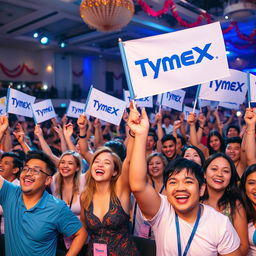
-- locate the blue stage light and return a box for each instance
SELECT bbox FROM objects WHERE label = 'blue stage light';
[33,32,39,38]
[40,36,49,45]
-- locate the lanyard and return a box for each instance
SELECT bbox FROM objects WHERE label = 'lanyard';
[253,229,256,246]
[151,180,165,194]
[175,205,201,256]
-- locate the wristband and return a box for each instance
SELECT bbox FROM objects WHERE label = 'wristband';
[79,134,87,139]
[129,130,135,138]
[199,126,204,130]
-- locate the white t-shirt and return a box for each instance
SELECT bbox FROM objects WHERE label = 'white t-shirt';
[132,200,155,240]
[145,194,240,256]
[0,178,20,234]
[248,222,256,255]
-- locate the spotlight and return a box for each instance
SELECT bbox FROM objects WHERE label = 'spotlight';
[40,36,49,45]
[226,50,231,55]
[42,84,48,90]
[224,15,229,20]
[33,32,39,38]
[60,42,66,48]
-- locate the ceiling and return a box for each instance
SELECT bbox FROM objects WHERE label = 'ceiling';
[0,0,255,65]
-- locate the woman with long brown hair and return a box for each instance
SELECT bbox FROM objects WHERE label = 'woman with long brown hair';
[80,140,139,255]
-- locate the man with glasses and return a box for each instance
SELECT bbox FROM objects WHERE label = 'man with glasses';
[0,132,86,255]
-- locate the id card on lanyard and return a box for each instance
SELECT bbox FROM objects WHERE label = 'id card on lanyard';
[93,243,108,256]
[175,206,201,256]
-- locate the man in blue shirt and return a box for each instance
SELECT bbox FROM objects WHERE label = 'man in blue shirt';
[0,116,86,256]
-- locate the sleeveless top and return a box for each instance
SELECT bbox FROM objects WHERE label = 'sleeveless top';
[84,197,139,256]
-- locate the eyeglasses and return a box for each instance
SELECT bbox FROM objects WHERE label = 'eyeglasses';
[21,166,51,176]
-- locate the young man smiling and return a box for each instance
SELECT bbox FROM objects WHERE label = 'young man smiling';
[0,116,86,256]
[128,107,240,256]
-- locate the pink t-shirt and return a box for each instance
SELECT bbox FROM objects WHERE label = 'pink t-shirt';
[248,222,256,256]
[145,194,240,256]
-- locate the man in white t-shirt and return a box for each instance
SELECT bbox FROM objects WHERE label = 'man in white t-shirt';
[128,106,240,256]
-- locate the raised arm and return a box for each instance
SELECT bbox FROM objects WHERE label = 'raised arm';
[0,115,8,144]
[77,115,93,163]
[196,112,206,143]
[53,124,68,153]
[155,112,164,152]
[188,112,209,158]
[13,123,31,154]
[244,108,256,165]
[128,106,161,219]
[63,123,77,152]
[34,124,60,165]
[213,108,223,136]
[94,119,104,148]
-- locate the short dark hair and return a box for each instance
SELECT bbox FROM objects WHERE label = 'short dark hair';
[148,132,158,142]
[226,125,240,136]
[25,151,56,176]
[161,134,176,145]
[177,134,186,147]
[104,140,126,162]
[163,158,205,188]
[1,152,23,172]
[225,136,242,146]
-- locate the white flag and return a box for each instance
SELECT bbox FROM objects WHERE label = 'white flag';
[123,90,153,108]
[7,88,36,118]
[121,22,229,99]
[0,97,6,116]
[66,100,86,118]
[85,87,126,126]
[32,99,56,123]
[183,106,199,121]
[250,73,256,102]
[157,90,186,111]
[219,102,240,110]
[198,99,219,109]
[199,69,247,104]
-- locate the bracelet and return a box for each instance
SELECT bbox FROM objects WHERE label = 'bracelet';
[129,130,135,138]
[78,134,87,139]
[199,126,204,130]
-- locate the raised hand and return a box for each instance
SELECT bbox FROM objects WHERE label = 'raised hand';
[53,124,64,137]
[0,115,9,134]
[198,112,206,127]
[127,105,149,136]
[173,120,181,131]
[244,108,256,126]
[93,118,101,129]
[77,114,88,130]
[155,112,162,124]
[34,124,43,138]
[63,123,74,138]
[187,112,197,126]
[13,123,25,144]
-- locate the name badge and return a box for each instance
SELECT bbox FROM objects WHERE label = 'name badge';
[93,243,107,256]
[138,221,151,238]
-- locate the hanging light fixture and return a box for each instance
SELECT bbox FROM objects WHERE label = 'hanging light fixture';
[80,0,134,32]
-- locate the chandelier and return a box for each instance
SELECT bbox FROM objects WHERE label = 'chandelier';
[80,0,134,32]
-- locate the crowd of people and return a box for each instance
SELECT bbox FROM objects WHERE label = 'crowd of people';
[0,104,256,256]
